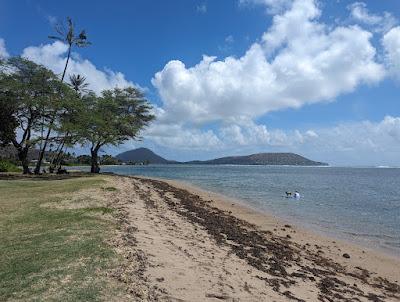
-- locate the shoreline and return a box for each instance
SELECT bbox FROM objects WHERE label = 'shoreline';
[135,174,400,261]
[106,174,399,301]
[135,175,400,272]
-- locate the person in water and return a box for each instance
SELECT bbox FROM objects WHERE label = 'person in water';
[285,191,292,197]
[294,191,300,199]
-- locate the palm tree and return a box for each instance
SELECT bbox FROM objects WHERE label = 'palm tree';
[34,18,90,174]
[49,17,91,82]
[49,74,90,170]
[69,74,90,94]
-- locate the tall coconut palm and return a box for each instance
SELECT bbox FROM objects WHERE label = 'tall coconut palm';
[34,18,90,174]
[49,17,91,82]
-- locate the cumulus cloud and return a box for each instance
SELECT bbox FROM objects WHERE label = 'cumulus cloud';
[218,120,313,147]
[153,0,385,126]
[22,41,136,94]
[148,0,397,164]
[348,2,397,33]
[144,114,400,165]
[145,123,222,150]
[383,27,400,80]
[0,38,9,58]
[302,116,400,164]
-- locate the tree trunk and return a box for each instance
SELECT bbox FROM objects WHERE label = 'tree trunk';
[34,119,54,174]
[35,46,71,175]
[61,46,71,82]
[90,148,100,173]
[18,147,31,174]
[50,135,67,172]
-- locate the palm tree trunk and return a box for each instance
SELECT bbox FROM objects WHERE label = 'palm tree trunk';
[49,137,64,171]
[61,46,71,82]
[36,45,71,174]
[53,136,67,168]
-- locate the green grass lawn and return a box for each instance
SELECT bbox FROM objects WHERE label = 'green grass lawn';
[0,176,125,301]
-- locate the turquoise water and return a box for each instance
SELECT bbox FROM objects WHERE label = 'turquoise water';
[77,165,400,255]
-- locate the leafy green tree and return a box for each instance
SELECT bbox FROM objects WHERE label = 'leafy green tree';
[100,154,121,165]
[77,87,155,173]
[49,74,90,171]
[0,57,76,174]
[76,155,91,165]
[47,91,83,172]
[0,98,18,146]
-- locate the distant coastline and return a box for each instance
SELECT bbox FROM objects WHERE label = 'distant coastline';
[116,147,328,166]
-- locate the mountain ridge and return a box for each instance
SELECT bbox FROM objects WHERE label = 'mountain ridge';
[186,152,328,166]
[115,148,328,166]
[115,147,177,164]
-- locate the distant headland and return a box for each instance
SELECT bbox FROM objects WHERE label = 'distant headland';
[116,148,328,166]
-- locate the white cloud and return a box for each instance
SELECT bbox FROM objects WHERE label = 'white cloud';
[153,0,385,126]
[348,2,397,33]
[145,123,222,150]
[0,38,9,58]
[383,27,400,80]
[196,3,207,14]
[22,41,137,94]
[219,120,307,147]
[349,2,381,24]
[378,116,400,142]
[302,116,400,164]
[144,116,400,165]
[148,0,395,164]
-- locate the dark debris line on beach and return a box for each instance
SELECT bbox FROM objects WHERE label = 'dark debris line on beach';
[134,177,400,302]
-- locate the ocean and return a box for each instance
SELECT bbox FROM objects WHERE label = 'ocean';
[76,164,400,255]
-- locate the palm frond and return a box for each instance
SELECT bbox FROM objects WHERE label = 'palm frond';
[48,35,63,41]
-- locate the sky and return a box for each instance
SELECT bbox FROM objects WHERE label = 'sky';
[1,0,400,166]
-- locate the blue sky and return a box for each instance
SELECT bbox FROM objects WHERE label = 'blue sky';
[1,0,400,166]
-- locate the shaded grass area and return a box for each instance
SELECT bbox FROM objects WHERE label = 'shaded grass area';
[0,176,124,301]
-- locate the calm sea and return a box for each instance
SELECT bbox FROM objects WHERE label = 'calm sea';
[76,165,400,255]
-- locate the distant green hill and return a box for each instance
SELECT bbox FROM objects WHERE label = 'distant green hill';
[116,148,177,164]
[186,152,328,166]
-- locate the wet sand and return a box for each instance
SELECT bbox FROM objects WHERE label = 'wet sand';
[105,175,400,301]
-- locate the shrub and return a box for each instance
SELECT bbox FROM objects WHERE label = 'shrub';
[0,160,21,172]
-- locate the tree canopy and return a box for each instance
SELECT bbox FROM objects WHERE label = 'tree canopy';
[0,57,78,173]
[0,18,155,175]
[77,87,155,172]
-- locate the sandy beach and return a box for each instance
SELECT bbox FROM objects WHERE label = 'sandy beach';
[101,175,400,301]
